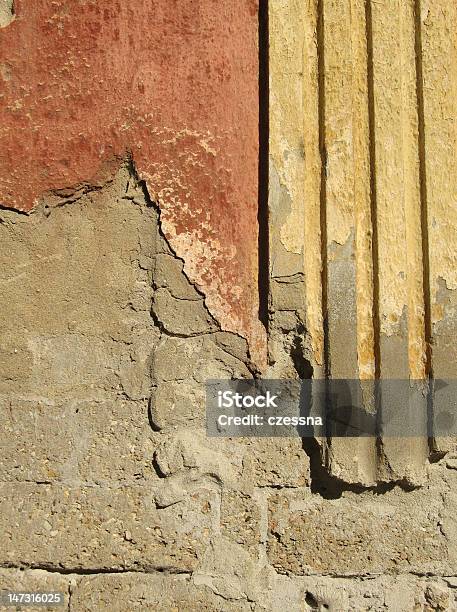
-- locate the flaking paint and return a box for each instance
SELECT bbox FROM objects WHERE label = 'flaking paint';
[0,0,265,364]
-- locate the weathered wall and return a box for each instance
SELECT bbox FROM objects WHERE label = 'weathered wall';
[2,0,457,610]
[2,166,457,610]
[0,0,265,363]
[0,167,311,609]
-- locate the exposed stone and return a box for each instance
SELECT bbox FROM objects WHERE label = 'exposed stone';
[0,569,71,611]
[0,170,159,403]
[213,331,250,365]
[152,288,217,337]
[153,429,243,490]
[149,333,251,430]
[239,438,309,490]
[265,574,456,612]
[220,491,261,555]
[193,537,266,605]
[0,483,216,572]
[424,582,450,612]
[71,572,249,612]
[1,568,457,612]
[153,253,202,301]
[267,484,449,575]
[0,398,156,485]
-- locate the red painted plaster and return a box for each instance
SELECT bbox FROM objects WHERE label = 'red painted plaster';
[0,0,265,363]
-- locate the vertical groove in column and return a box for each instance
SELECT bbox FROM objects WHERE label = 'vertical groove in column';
[413,0,432,381]
[364,0,387,478]
[412,0,440,478]
[364,0,380,382]
[316,0,332,464]
[317,0,329,382]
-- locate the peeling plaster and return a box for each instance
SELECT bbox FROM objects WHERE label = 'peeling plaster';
[0,0,266,366]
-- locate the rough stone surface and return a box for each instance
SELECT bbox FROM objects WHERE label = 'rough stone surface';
[220,491,261,555]
[237,438,309,490]
[0,569,70,612]
[267,471,450,576]
[2,569,457,611]
[0,168,258,580]
[0,398,154,484]
[71,572,251,612]
[0,482,219,572]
